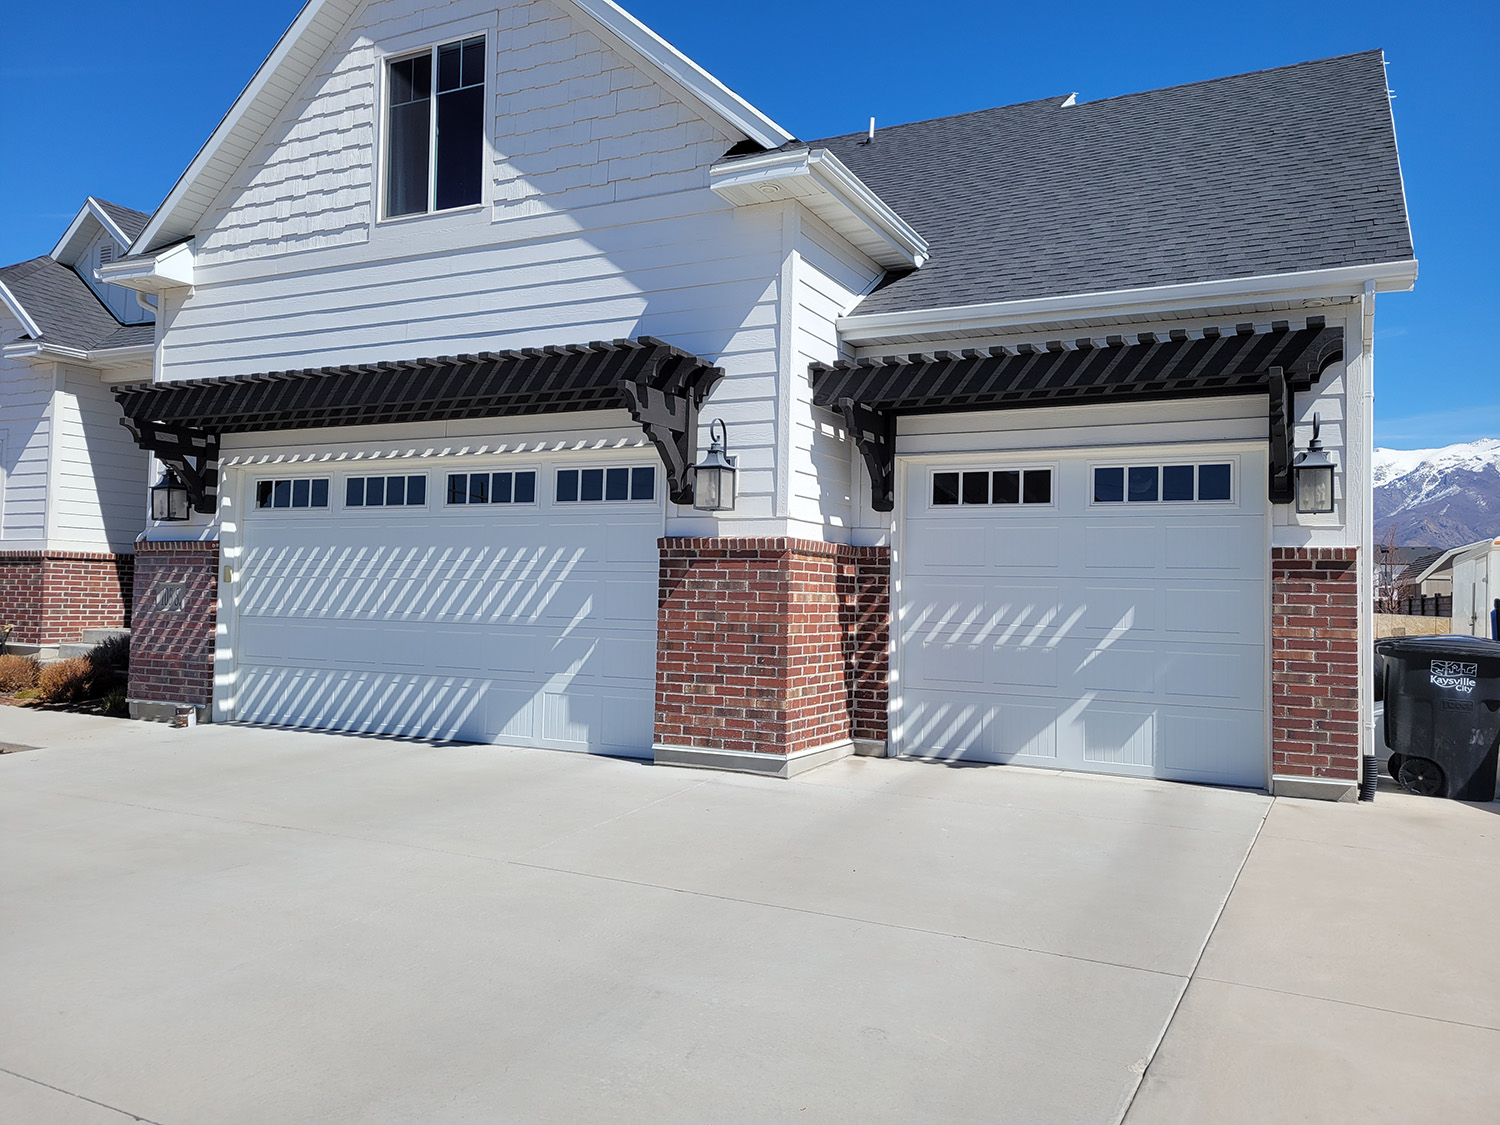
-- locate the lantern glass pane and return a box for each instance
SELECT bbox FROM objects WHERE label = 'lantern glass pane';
[152,487,168,521]
[170,488,190,521]
[1297,466,1334,514]
[696,466,721,511]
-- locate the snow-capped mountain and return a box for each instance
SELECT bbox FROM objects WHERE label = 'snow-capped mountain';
[1373,438,1500,547]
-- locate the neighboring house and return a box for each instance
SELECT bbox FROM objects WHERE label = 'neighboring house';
[1451,536,1500,640]
[1396,548,1455,600]
[99,0,1414,802]
[0,197,154,655]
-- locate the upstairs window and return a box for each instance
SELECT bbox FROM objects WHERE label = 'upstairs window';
[386,36,485,217]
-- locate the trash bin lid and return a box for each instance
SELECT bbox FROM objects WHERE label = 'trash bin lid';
[1375,634,1500,661]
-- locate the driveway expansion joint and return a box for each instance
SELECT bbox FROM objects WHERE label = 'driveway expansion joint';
[0,1065,164,1124]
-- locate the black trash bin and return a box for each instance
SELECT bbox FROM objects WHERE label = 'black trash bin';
[1377,635,1500,801]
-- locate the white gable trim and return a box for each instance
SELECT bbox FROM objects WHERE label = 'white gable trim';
[0,279,44,339]
[129,0,794,256]
[48,197,134,265]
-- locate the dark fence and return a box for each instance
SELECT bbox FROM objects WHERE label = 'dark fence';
[1396,594,1452,617]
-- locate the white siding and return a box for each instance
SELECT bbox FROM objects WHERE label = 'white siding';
[0,320,53,544]
[163,0,791,530]
[785,212,880,539]
[51,366,150,551]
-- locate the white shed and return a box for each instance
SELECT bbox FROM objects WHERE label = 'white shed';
[1451,537,1500,640]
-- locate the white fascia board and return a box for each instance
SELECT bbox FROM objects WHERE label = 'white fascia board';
[837,259,1421,344]
[568,0,792,149]
[128,0,356,254]
[2,340,88,363]
[710,148,928,270]
[0,280,44,339]
[96,241,195,293]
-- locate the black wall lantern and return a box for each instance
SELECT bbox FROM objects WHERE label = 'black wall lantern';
[1294,413,1336,514]
[692,419,737,512]
[151,469,191,522]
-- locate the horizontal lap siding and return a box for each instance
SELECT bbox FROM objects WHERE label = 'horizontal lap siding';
[54,367,149,552]
[170,0,786,520]
[788,219,880,535]
[0,343,52,543]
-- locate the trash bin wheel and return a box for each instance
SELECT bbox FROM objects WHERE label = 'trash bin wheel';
[1397,756,1446,798]
[1386,753,1404,779]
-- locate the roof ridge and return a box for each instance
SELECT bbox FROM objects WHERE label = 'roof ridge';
[810,95,1072,145]
[1072,48,1386,108]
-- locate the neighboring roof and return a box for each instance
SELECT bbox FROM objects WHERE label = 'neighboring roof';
[801,51,1414,316]
[1398,549,1448,583]
[131,0,793,253]
[0,256,135,350]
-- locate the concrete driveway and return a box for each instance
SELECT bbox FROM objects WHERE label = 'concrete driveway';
[1,710,1494,1123]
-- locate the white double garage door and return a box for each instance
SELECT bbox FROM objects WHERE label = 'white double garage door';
[226,455,662,757]
[897,447,1269,789]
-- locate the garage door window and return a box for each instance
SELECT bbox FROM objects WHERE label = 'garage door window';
[346,475,427,508]
[1093,463,1234,505]
[932,468,1052,507]
[446,470,537,505]
[255,478,330,510]
[556,466,655,503]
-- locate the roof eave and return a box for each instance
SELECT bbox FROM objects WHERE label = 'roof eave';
[0,279,45,339]
[97,241,195,294]
[1,339,153,369]
[50,197,135,264]
[709,147,928,270]
[837,260,1420,344]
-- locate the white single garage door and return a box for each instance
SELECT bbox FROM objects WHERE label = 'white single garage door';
[230,458,661,756]
[898,448,1267,787]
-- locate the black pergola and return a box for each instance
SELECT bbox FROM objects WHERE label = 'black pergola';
[114,337,723,512]
[810,320,1344,510]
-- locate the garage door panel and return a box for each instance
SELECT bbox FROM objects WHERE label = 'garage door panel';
[1080,587,1159,635]
[1087,524,1161,568]
[1080,706,1155,769]
[1078,645,1157,694]
[908,525,987,570]
[900,695,993,758]
[1158,711,1263,786]
[1161,648,1263,705]
[1166,524,1259,571]
[987,645,1058,689]
[990,525,1060,569]
[998,702,1058,759]
[1163,584,1263,637]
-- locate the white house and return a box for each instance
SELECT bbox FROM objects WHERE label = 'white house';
[99,0,1415,800]
[0,197,153,654]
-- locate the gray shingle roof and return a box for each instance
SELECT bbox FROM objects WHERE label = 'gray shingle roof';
[93,199,151,244]
[801,51,1413,316]
[0,256,144,350]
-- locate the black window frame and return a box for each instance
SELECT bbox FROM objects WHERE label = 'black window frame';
[554,464,658,504]
[444,469,539,507]
[1092,461,1238,506]
[930,465,1054,508]
[383,35,486,219]
[344,474,429,509]
[253,477,331,511]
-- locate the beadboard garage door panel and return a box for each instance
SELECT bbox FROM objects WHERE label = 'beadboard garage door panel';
[898,452,1267,788]
[234,482,660,756]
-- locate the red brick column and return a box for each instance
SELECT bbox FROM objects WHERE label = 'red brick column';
[0,551,133,646]
[128,540,219,714]
[1271,546,1360,782]
[656,538,890,766]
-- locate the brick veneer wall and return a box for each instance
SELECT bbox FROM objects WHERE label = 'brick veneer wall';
[128,540,219,710]
[656,538,890,757]
[0,552,133,646]
[1271,546,1361,781]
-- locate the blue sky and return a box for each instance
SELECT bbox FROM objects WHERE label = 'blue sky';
[2,0,1493,450]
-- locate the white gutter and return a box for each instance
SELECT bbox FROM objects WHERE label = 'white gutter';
[837,259,1421,343]
[710,148,928,270]
[2,340,153,366]
[0,279,44,339]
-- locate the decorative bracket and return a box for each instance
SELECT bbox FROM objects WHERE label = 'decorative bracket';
[620,353,724,506]
[838,398,896,512]
[121,418,221,515]
[1268,367,1295,504]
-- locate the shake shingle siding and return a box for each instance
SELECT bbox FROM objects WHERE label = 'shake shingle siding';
[807,51,1412,315]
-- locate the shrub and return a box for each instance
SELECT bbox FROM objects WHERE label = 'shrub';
[87,634,131,677]
[37,658,96,704]
[0,654,40,693]
[100,687,130,718]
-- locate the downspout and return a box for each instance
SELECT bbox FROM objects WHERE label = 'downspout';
[1359,280,1379,800]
